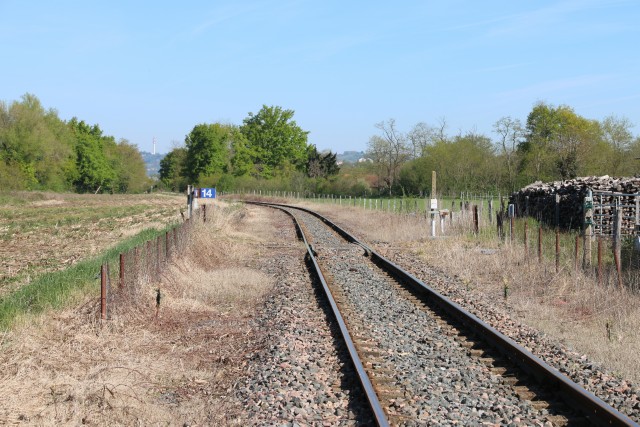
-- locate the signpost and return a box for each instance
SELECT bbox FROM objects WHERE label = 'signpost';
[186,187,216,220]
[198,188,216,199]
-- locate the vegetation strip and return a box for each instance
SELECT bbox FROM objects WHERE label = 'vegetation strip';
[0,225,176,330]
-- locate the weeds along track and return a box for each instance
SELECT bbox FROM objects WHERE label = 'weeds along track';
[250,201,638,426]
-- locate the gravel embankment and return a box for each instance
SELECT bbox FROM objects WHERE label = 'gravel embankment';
[295,210,559,425]
[236,204,639,425]
[236,212,372,426]
[383,248,640,422]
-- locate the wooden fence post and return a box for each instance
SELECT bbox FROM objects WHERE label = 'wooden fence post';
[473,205,479,235]
[555,193,560,228]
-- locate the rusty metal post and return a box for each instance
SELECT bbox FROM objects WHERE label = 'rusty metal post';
[203,204,207,223]
[119,253,125,289]
[538,226,543,263]
[473,205,479,235]
[101,264,107,320]
[613,240,623,290]
[598,237,603,287]
[556,228,560,273]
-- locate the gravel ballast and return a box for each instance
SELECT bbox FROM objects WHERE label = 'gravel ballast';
[235,202,640,425]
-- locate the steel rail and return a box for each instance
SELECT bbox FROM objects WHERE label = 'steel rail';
[248,200,638,427]
[252,202,389,426]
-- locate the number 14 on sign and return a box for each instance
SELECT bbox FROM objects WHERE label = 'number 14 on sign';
[199,188,216,198]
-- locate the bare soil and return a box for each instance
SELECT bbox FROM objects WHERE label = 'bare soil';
[0,192,185,297]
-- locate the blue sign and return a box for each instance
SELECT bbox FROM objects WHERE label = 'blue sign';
[198,188,216,198]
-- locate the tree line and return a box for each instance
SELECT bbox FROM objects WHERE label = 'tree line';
[3,94,638,198]
[158,105,340,193]
[0,94,150,193]
[366,102,640,197]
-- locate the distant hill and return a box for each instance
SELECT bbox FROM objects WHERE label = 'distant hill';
[140,151,165,177]
[337,151,365,163]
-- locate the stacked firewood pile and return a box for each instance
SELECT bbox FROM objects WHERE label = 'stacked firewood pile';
[510,176,640,232]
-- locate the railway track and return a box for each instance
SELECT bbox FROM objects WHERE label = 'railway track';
[249,201,638,426]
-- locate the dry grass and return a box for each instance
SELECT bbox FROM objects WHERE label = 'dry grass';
[0,200,279,425]
[302,200,640,384]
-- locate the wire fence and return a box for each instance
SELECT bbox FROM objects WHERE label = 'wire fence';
[98,204,209,320]
[223,189,640,292]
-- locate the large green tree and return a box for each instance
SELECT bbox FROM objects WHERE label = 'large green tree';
[68,118,117,193]
[599,115,635,175]
[0,94,76,191]
[518,102,599,182]
[183,123,234,183]
[159,147,188,191]
[109,139,151,193]
[0,94,150,193]
[399,131,498,195]
[306,145,339,179]
[240,105,309,178]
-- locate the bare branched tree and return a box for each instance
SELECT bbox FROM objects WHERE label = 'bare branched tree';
[493,116,524,192]
[407,122,435,158]
[367,119,411,196]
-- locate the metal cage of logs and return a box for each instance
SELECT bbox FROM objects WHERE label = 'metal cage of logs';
[510,176,640,236]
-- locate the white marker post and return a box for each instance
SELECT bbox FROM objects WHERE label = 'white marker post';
[430,171,438,237]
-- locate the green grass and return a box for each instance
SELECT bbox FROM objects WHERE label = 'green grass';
[300,193,500,217]
[0,225,176,330]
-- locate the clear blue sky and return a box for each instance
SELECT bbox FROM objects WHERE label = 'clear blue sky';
[1,0,639,154]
